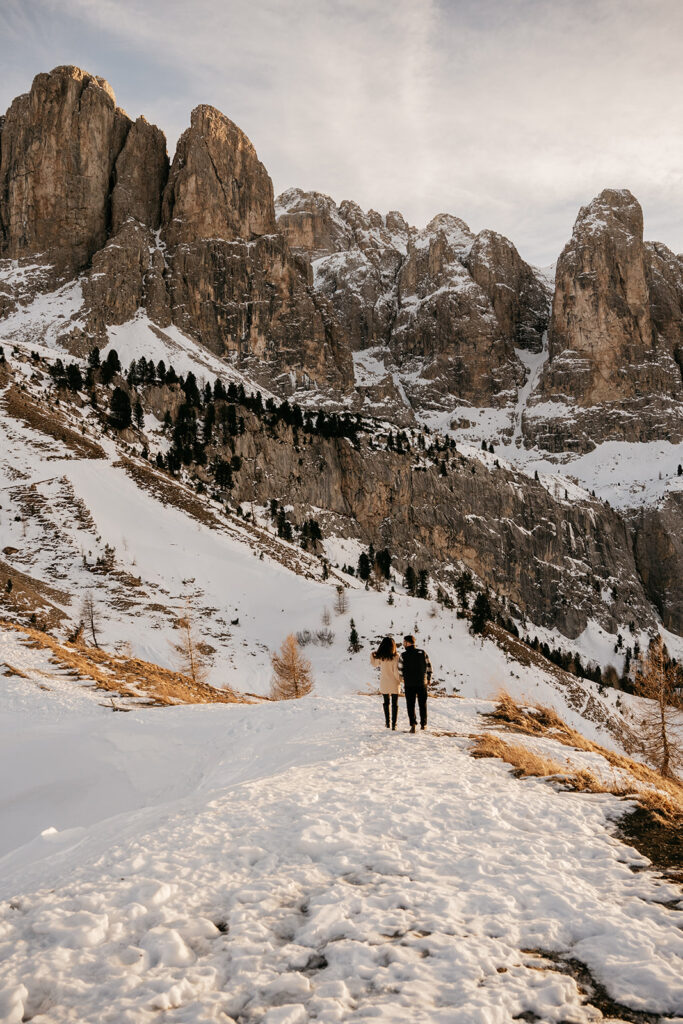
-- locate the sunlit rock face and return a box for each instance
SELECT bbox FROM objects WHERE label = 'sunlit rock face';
[526,189,683,450]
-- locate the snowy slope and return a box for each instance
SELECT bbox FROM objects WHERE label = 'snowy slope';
[2,340,683,1022]
[1,650,682,1022]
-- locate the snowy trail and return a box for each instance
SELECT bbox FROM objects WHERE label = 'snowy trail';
[1,697,682,1024]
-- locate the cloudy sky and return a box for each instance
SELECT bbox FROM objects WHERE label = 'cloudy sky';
[1,0,681,265]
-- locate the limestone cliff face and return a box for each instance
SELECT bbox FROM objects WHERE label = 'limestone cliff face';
[276,190,550,409]
[0,66,130,276]
[221,415,653,639]
[633,493,683,634]
[546,189,656,403]
[158,112,353,392]
[645,241,683,355]
[464,230,549,353]
[527,189,683,449]
[0,71,353,392]
[81,221,171,338]
[111,116,168,235]
[161,105,275,246]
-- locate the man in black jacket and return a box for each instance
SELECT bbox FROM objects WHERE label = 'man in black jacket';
[398,635,432,733]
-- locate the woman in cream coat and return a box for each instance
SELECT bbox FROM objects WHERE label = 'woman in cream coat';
[370,636,401,730]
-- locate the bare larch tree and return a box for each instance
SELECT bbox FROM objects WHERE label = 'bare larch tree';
[634,633,683,779]
[270,634,314,700]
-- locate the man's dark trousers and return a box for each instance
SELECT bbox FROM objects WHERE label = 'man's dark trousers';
[405,681,428,729]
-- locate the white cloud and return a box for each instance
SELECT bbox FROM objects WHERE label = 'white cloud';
[1,0,681,264]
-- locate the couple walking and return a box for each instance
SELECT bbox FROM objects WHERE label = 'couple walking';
[371,635,432,733]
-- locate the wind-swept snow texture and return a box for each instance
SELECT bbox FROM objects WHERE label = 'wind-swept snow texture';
[1,681,682,1023]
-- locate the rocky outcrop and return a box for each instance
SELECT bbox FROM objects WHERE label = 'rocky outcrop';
[464,230,549,352]
[276,191,550,410]
[546,190,656,403]
[111,116,168,235]
[81,221,171,338]
[633,493,683,634]
[0,72,353,391]
[158,112,353,392]
[527,189,683,449]
[392,217,526,407]
[165,234,352,390]
[0,67,131,276]
[220,412,653,639]
[161,105,275,246]
[278,189,408,353]
[275,187,354,258]
[645,241,683,355]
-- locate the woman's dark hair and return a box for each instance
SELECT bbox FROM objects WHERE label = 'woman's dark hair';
[375,636,397,660]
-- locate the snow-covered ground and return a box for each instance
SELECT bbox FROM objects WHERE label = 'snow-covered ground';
[2,344,683,1021]
[422,404,683,512]
[2,633,683,1023]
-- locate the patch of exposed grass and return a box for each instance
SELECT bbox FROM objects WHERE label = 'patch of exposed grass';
[0,556,69,630]
[475,692,683,878]
[471,733,568,778]
[3,385,106,459]
[1,620,243,706]
[485,690,683,813]
[1,661,30,679]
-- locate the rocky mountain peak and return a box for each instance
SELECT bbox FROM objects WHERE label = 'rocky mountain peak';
[572,187,643,242]
[464,229,551,353]
[275,187,354,257]
[547,185,654,404]
[0,65,131,275]
[525,185,683,451]
[161,104,275,247]
[419,213,473,251]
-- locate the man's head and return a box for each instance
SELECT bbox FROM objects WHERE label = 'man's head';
[403,635,416,647]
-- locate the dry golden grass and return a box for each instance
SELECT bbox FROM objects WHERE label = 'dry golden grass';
[1,661,30,679]
[0,557,69,630]
[471,733,567,778]
[2,385,106,459]
[486,690,683,808]
[1,620,243,706]
[480,691,683,826]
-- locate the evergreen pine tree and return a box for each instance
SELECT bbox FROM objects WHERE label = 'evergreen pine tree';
[348,619,361,652]
[358,551,372,581]
[455,569,474,610]
[417,569,429,599]
[404,566,417,595]
[65,363,83,392]
[375,548,391,579]
[134,399,144,430]
[109,387,132,430]
[471,592,492,635]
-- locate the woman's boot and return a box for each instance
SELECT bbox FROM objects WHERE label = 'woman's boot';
[383,697,390,728]
[391,696,398,730]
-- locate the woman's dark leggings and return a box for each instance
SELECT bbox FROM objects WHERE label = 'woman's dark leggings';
[383,693,399,729]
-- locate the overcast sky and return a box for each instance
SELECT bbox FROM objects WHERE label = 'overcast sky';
[1,0,681,265]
